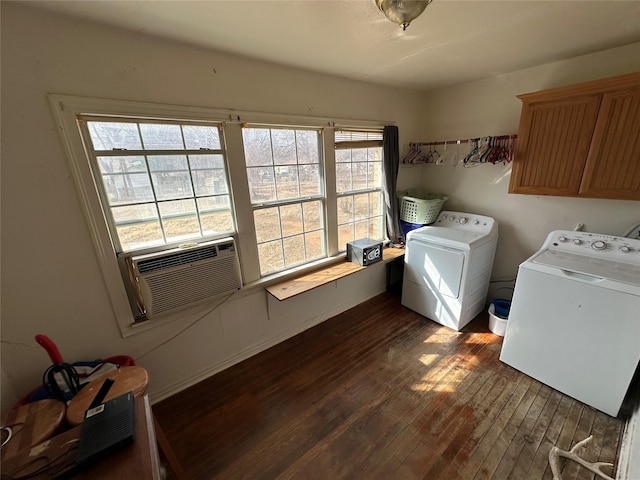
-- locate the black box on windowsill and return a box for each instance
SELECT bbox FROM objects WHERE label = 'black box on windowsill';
[346,238,383,266]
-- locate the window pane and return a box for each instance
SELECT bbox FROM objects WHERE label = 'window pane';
[275,166,299,200]
[370,162,382,187]
[305,231,324,259]
[299,165,321,196]
[192,169,228,196]
[151,172,193,200]
[243,128,273,166]
[158,199,200,242]
[303,201,323,231]
[355,220,369,240]
[338,224,354,251]
[254,208,281,243]
[102,173,154,205]
[337,196,354,225]
[148,155,188,171]
[352,148,367,163]
[258,240,284,275]
[198,196,233,235]
[335,149,351,163]
[97,156,146,174]
[139,123,184,150]
[280,204,303,237]
[369,216,384,239]
[183,126,221,150]
[369,191,383,217]
[354,193,370,221]
[352,162,368,191]
[88,122,142,150]
[248,167,276,203]
[112,204,163,250]
[189,154,225,169]
[201,210,234,235]
[272,129,296,165]
[336,164,352,193]
[283,235,305,266]
[296,130,319,164]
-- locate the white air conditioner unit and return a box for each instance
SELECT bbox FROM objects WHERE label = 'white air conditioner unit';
[131,237,242,319]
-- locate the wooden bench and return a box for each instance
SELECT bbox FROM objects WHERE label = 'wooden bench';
[266,247,405,301]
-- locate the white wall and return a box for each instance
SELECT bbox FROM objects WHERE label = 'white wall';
[414,43,640,298]
[0,3,426,412]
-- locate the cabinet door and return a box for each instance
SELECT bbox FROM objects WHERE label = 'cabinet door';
[579,87,640,200]
[508,94,601,196]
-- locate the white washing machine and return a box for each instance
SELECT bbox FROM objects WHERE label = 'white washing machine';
[500,230,640,417]
[401,211,498,331]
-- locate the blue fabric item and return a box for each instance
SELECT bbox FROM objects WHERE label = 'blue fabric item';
[400,220,425,241]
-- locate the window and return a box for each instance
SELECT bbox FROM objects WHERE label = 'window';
[335,129,384,251]
[80,117,234,253]
[242,126,325,276]
[51,94,389,333]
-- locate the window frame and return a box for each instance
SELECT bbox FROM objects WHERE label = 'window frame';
[334,129,385,251]
[242,125,327,277]
[49,94,390,336]
[77,115,236,255]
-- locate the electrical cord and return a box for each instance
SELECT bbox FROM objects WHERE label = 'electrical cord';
[136,291,236,361]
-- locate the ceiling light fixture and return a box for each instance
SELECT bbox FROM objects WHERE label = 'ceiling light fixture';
[375,0,432,31]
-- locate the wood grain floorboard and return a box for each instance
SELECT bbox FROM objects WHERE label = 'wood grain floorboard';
[152,291,628,480]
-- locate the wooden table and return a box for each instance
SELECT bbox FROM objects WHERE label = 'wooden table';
[66,366,149,426]
[1,395,161,479]
[1,399,66,460]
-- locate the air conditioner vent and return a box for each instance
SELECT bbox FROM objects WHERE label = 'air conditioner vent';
[136,246,218,274]
[132,238,241,319]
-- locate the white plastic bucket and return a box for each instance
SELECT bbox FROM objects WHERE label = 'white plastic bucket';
[488,303,507,336]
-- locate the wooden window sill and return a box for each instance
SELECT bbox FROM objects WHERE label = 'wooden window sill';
[265,247,405,301]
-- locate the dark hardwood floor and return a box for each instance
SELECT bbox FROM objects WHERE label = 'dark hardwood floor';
[153,291,626,480]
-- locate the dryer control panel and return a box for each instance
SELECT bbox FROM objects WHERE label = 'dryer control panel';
[543,230,640,265]
[435,211,496,234]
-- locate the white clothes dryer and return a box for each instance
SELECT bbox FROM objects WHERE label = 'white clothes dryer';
[500,230,640,417]
[401,211,498,331]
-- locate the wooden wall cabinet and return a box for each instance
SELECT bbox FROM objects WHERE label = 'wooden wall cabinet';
[509,72,640,200]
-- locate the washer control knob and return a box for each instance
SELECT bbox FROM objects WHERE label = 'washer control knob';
[558,236,568,243]
[619,246,631,253]
[473,220,480,225]
[591,240,607,251]
[459,217,468,225]
[573,239,582,245]
[449,216,456,222]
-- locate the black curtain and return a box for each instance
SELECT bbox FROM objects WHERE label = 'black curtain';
[382,126,401,245]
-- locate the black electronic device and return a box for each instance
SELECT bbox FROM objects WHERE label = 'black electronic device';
[346,238,383,266]
[74,391,135,467]
[88,378,115,410]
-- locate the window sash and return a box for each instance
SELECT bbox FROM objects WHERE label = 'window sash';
[334,129,384,251]
[79,117,235,254]
[243,126,327,276]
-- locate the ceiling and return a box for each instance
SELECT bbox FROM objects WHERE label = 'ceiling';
[24,0,640,91]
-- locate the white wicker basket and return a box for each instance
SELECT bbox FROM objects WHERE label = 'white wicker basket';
[398,189,448,224]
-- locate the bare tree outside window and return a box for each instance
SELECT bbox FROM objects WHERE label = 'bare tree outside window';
[335,130,384,251]
[243,126,325,276]
[85,119,235,252]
